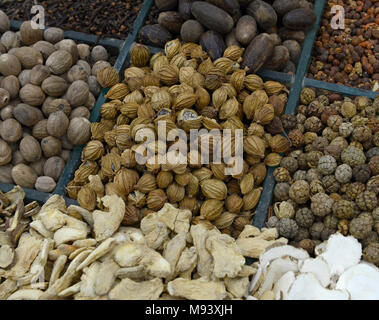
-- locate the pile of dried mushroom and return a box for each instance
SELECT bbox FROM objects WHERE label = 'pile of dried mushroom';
[268,88,379,267]
[0,186,289,300]
[67,40,291,238]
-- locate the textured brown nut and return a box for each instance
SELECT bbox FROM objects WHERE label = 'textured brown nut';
[97,67,119,88]
[0,54,21,76]
[0,139,11,165]
[191,2,234,35]
[33,40,57,59]
[46,50,73,75]
[11,163,38,188]
[0,88,10,109]
[44,156,65,182]
[20,21,43,45]
[56,39,79,63]
[43,98,71,117]
[180,20,204,43]
[0,118,22,142]
[41,76,68,97]
[32,119,48,140]
[13,104,43,127]
[70,107,90,120]
[44,27,64,44]
[283,8,316,30]
[66,80,89,107]
[1,75,20,99]
[67,117,91,145]
[35,176,56,193]
[235,15,257,46]
[19,135,41,163]
[13,47,44,69]
[41,136,62,158]
[19,84,46,106]
[77,186,97,211]
[247,0,277,30]
[47,111,69,138]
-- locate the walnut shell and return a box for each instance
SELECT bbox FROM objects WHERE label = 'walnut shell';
[11,163,38,188]
[35,176,56,193]
[47,111,69,138]
[67,117,91,145]
[44,156,65,181]
[41,76,68,97]
[66,80,89,107]
[19,84,46,106]
[41,136,62,157]
[13,103,43,127]
[19,135,42,162]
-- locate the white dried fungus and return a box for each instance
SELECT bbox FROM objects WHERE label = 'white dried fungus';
[249,233,379,300]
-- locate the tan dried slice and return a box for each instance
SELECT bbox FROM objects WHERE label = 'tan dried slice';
[79,262,100,298]
[39,249,92,299]
[157,203,192,234]
[94,259,119,296]
[206,233,245,279]
[39,209,66,232]
[175,247,197,279]
[0,279,17,300]
[163,233,187,280]
[72,239,97,248]
[49,255,67,287]
[54,227,88,246]
[167,277,227,300]
[140,213,169,250]
[76,237,116,271]
[0,244,14,268]
[69,247,94,260]
[93,195,124,241]
[58,282,81,298]
[113,243,144,268]
[30,220,54,238]
[225,277,250,299]
[67,205,94,227]
[237,237,288,259]
[108,278,163,300]
[7,233,42,279]
[7,289,44,300]
[116,265,145,280]
[142,247,171,278]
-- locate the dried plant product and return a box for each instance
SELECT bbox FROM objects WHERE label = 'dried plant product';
[68,41,290,237]
[0,14,114,191]
[267,89,379,262]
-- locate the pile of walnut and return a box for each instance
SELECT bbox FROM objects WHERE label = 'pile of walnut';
[0,186,289,300]
[268,88,379,267]
[0,13,114,193]
[248,233,379,300]
[67,40,290,238]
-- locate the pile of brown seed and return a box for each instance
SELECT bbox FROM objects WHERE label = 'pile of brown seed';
[267,87,379,266]
[67,40,292,238]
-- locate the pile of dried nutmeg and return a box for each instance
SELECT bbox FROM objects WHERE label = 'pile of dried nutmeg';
[67,40,291,238]
[0,13,114,193]
[268,88,379,266]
